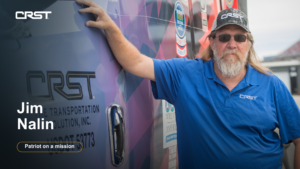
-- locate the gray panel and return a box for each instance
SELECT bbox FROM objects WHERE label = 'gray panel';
[238,0,247,16]
[270,67,290,72]
[297,66,300,94]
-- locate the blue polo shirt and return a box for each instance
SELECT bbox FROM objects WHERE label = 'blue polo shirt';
[151,58,300,169]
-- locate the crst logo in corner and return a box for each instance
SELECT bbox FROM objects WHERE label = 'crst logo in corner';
[16,11,52,20]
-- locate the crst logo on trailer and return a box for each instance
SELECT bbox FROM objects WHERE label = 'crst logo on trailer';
[15,11,52,19]
[27,71,95,101]
[221,12,243,20]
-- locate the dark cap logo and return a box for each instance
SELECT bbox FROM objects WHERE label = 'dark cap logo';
[221,13,243,20]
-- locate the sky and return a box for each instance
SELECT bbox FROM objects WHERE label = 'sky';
[247,0,300,60]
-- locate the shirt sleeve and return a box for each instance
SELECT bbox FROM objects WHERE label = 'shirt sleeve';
[151,58,187,104]
[274,76,300,144]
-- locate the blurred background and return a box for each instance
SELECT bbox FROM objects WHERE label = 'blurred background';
[248,2,300,167]
[248,0,300,101]
[248,0,300,60]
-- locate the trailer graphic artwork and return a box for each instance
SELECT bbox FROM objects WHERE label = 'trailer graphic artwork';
[163,100,177,149]
[221,0,239,10]
[175,1,187,58]
[226,0,234,8]
[200,0,208,32]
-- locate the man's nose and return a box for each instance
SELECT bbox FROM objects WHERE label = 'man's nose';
[226,36,237,49]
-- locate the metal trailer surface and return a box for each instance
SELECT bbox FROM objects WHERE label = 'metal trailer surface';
[1,0,248,169]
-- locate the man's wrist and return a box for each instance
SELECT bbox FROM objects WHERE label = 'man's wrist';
[104,22,121,38]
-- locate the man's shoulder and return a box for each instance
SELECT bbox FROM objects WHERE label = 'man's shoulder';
[153,57,204,72]
[170,57,204,65]
[179,58,205,73]
[258,71,281,83]
[255,70,288,90]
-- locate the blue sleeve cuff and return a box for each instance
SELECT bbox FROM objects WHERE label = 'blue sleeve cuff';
[151,59,161,100]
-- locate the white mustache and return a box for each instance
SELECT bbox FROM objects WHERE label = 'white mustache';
[221,50,242,61]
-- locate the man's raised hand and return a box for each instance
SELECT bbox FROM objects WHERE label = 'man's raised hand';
[76,0,115,30]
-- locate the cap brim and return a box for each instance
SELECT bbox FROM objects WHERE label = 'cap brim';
[214,23,251,33]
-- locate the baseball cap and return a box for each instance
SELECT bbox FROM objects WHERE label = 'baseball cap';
[211,8,250,32]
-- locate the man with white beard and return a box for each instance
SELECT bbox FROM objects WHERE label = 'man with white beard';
[76,0,300,168]
[212,42,248,78]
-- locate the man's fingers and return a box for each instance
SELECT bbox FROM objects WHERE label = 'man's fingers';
[79,7,98,15]
[77,0,111,29]
[76,0,97,7]
[85,21,99,28]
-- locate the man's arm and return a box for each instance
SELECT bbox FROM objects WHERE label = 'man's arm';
[293,138,300,169]
[76,0,155,81]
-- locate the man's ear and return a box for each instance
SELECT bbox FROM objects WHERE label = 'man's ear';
[209,37,214,49]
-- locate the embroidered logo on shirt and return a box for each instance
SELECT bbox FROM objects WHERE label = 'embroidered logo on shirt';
[239,94,257,100]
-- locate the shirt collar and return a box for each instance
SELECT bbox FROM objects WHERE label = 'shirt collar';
[203,59,260,86]
[204,59,214,79]
[245,62,259,86]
